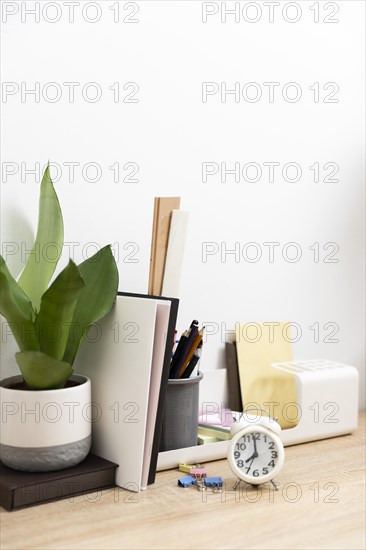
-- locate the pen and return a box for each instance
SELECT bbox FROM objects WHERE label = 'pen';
[177,327,205,379]
[181,340,203,379]
[171,320,199,378]
[169,329,190,377]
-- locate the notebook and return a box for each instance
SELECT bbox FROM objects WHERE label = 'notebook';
[235,322,297,429]
[75,292,178,491]
[225,342,243,412]
[140,301,171,490]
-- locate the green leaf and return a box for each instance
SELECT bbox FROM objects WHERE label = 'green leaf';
[0,256,39,351]
[35,260,85,360]
[18,164,64,313]
[63,245,119,365]
[16,350,72,390]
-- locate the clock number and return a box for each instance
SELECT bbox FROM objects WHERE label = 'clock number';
[237,460,244,468]
[262,467,269,475]
[234,451,240,459]
[268,460,275,467]
[253,433,260,440]
[236,442,247,450]
[268,442,275,449]
[271,451,278,458]
[253,469,260,477]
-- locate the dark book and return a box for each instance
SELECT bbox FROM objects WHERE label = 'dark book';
[0,454,117,511]
[116,292,179,486]
[225,342,243,412]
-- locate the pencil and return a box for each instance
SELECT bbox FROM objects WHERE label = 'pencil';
[177,327,205,379]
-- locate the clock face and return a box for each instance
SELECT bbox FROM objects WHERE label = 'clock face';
[228,426,284,483]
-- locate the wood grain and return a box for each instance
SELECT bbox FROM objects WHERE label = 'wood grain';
[1,413,365,550]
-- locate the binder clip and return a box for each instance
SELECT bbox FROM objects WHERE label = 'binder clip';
[189,467,207,478]
[179,463,203,474]
[190,479,206,492]
[204,477,223,494]
[179,463,197,474]
[189,468,207,492]
[178,476,194,488]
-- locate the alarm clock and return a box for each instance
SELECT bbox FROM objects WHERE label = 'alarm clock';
[227,409,285,489]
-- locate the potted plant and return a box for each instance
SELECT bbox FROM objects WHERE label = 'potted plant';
[0,165,119,472]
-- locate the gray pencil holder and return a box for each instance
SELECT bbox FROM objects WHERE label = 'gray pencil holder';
[160,372,203,452]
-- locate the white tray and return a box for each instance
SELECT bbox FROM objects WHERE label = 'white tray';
[157,359,359,471]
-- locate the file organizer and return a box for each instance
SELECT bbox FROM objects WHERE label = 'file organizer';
[157,359,359,470]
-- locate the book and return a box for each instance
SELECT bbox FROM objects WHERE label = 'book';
[75,295,158,491]
[140,301,171,490]
[117,292,179,487]
[74,292,179,491]
[161,209,189,298]
[225,342,243,412]
[0,454,117,511]
[148,197,181,296]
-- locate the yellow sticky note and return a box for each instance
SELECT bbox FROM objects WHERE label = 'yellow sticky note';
[235,322,298,429]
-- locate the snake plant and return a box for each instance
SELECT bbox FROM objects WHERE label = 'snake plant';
[0,165,119,390]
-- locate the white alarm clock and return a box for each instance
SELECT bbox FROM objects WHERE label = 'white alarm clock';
[227,409,285,489]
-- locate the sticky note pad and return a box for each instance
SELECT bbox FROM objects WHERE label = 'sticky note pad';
[235,321,298,429]
[198,434,221,445]
[198,426,231,441]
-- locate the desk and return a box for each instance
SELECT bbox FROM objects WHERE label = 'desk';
[1,413,365,550]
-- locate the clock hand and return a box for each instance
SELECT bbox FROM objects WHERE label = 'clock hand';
[252,435,258,457]
[244,435,260,463]
[245,457,255,472]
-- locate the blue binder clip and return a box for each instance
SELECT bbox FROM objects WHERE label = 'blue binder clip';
[204,477,223,493]
[178,476,194,488]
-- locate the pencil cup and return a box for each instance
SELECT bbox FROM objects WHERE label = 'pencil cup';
[160,372,203,452]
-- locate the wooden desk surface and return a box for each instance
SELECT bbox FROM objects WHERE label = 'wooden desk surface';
[1,413,365,550]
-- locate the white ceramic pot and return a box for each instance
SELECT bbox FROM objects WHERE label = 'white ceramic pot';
[0,374,91,472]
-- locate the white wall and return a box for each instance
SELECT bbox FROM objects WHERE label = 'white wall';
[1,1,365,407]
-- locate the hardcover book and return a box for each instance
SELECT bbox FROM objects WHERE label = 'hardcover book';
[0,454,117,511]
